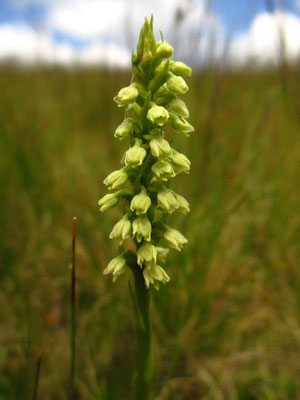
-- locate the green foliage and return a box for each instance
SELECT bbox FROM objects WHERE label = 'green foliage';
[1,65,300,399]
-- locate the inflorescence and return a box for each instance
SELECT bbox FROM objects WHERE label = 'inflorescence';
[99,16,194,289]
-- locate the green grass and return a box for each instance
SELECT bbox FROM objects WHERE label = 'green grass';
[1,66,300,399]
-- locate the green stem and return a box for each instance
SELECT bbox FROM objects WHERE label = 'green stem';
[32,356,42,400]
[131,265,153,400]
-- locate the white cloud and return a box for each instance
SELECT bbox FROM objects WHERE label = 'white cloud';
[0,0,224,67]
[0,23,131,67]
[5,2,300,68]
[77,42,131,67]
[0,24,71,64]
[48,0,126,40]
[47,0,184,43]
[231,11,300,66]
[47,0,220,53]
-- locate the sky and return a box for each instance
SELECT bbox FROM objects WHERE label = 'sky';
[0,0,300,67]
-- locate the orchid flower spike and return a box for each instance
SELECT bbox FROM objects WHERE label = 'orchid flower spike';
[99,16,194,289]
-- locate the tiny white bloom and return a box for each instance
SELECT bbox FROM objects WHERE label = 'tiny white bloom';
[109,214,132,243]
[137,242,157,268]
[164,226,188,251]
[132,215,152,242]
[125,139,147,168]
[130,186,151,215]
[143,264,170,289]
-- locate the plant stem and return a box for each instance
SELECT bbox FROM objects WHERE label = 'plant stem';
[32,355,42,400]
[132,265,153,400]
[70,217,77,400]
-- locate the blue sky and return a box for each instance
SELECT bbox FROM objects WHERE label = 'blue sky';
[1,0,299,34]
[213,0,299,33]
[0,0,300,66]
[0,0,46,24]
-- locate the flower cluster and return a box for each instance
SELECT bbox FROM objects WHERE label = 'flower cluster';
[99,16,194,289]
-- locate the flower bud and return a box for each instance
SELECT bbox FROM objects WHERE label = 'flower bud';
[148,59,170,93]
[174,193,190,214]
[136,19,147,59]
[151,160,176,181]
[132,215,152,242]
[103,254,127,281]
[140,39,153,70]
[130,186,151,215]
[98,191,120,212]
[169,98,189,118]
[137,242,157,268]
[132,51,139,65]
[170,61,192,77]
[127,102,143,119]
[171,150,191,174]
[147,105,169,127]
[104,168,128,190]
[157,187,179,213]
[143,264,170,289]
[154,60,167,75]
[149,137,171,158]
[166,74,188,95]
[124,139,147,168]
[109,214,132,242]
[156,41,173,58]
[135,83,148,99]
[163,226,188,251]
[156,247,169,264]
[114,83,138,107]
[153,83,175,105]
[114,119,133,140]
[171,115,194,135]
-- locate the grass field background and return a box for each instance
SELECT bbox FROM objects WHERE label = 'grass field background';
[1,66,300,399]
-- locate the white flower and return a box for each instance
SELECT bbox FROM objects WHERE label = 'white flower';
[103,254,127,282]
[143,264,170,289]
[170,115,194,135]
[114,119,133,140]
[156,41,173,58]
[109,214,132,243]
[169,98,189,118]
[171,150,191,174]
[124,139,147,168]
[137,242,157,268]
[130,186,151,215]
[174,193,190,214]
[147,105,169,126]
[170,61,192,77]
[166,74,188,95]
[104,169,128,190]
[98,189,129,212]
[114,83,138,107]
[98,192,119,213]
[163,226,188,251]
[151,160,175,181]
[132,215,152,242]
[149,137,171,158]
[157,187,179,213]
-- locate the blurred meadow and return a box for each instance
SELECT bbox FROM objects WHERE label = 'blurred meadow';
[1,63,300,399]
